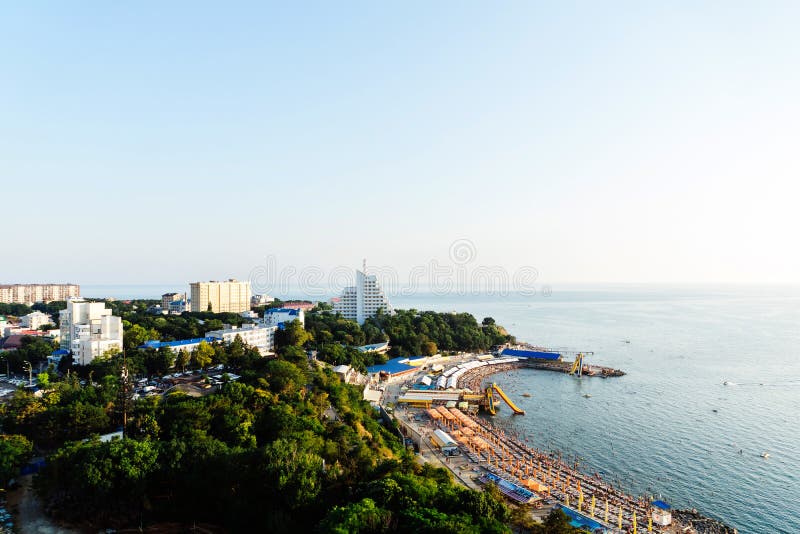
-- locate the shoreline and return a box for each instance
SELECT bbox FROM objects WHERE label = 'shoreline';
[386,354,738,534]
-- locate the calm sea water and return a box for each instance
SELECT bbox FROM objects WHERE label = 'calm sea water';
[394,287,800,534]
[85,284,799,533]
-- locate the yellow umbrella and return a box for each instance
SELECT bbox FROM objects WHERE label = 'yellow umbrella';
[618,508,623,529]
[648,515,653,533]
[578,490,583,512]
[633,511,638,534]
[590,495,596,518]
[604,500,609,523]
[565,494,570,507]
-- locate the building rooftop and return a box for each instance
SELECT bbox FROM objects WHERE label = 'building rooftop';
[357,342,389,352]
[140,337,216,349]
[264,308,301,316]
[367,356,417,376]
[500,348,561,360]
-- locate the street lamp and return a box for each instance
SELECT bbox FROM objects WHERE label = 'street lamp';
[22,361,32,386]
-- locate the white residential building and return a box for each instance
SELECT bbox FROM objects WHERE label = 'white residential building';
[333,267,393,324]
[161,292,184,308]
[19,311,53,330]
[59,298,123,366]
[190,279,251,313]
[205,324,277,356]
[262,308,305,327]
[168,299,189,314]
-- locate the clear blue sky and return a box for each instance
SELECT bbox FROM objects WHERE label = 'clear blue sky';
[2,2,799,287]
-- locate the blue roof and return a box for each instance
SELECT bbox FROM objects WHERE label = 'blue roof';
[265,308,300,316]
[51,349,69,356]
[501,348,561,360]
[367,356,416,375]
[652,500,671,510]
[140,337,215,349]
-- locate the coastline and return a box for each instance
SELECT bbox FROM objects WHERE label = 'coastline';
[383,352,738,534]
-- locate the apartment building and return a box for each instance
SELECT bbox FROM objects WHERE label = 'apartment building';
[190,279,251,313]
[0,283,80,304]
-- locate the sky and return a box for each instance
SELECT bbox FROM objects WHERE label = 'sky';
[2,1,799,291]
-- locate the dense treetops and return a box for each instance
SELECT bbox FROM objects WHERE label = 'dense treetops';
[0,302,548,532]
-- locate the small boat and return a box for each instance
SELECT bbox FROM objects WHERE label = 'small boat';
[583,394,592,398]
[521,393,532,397]
[761,452,770,459]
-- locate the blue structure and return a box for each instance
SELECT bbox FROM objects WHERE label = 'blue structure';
[480,472,536,504]
[265,308,302,317]
[558,505,609,533]
[652,500,671,510]
[500,348,561,360]
[367,356,417,377]
[50,349,69,356]
[139,337,216,350]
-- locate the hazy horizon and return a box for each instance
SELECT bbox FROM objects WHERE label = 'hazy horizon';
[3,2,799,285]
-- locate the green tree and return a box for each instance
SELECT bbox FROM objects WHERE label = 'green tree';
[421,340,438,356]
[275,319,313,348]
[37,370,50,388]
[123,324,160,352]
[319,498,392,533]
[0,434,33,486]
[175,349,191,372]
[192,341,214,370]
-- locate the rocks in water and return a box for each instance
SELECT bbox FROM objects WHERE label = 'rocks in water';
[673,508,738,534]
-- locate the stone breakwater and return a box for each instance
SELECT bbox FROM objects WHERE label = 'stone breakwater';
[672,509,738,534]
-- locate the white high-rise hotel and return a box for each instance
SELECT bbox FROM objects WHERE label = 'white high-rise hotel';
[59,298,123,366]
[333,264,393,324]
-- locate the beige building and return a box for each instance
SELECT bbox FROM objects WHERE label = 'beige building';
[190,279,251,313]
[0,283,80,304]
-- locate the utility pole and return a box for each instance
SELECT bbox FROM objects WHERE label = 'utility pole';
[119,349,132,438]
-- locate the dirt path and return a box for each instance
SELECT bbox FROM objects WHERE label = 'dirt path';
[6,475,79,534]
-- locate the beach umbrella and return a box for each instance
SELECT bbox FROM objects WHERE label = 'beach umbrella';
[578,490,583,512]
[590,495,596,518]
[618,508,622,529]
[604,500,609,523]
[633,511,637,534]
[565,494,570,507]
[648,515,652,532]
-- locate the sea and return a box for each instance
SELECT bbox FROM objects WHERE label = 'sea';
[84,284,799,533]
